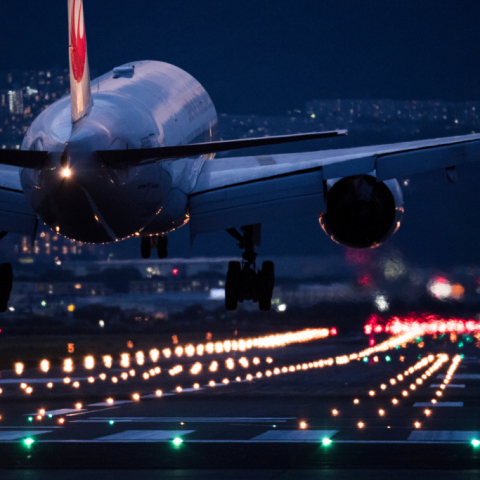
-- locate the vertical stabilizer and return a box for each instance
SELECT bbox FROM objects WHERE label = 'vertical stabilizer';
[68,0,92,123]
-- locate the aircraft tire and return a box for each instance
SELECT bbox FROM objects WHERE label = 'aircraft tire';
[141,237,152,259]
[225,261,241,310]
[157,235,168,259]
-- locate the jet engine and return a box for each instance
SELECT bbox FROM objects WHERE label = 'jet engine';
[319,174,404,248]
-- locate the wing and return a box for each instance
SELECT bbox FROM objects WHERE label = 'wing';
[188,132,480,236]
[0,165,37,237]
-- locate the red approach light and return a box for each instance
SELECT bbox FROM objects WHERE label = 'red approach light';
[330,328,337,336]
[172,269,179,276]
[369,337,376,347]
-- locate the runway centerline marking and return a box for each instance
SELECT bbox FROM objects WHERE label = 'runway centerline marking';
[252,430,338,441]
[94,430,196,441]
[429,384,465,388]
[0,430,53,440]
[437,374,480,379]
[413,402,463,407]
[70,417,296,423]
[408,431,480,441]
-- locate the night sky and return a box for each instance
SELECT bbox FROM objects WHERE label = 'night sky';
[1,1,480,268]
[2,1,480,114]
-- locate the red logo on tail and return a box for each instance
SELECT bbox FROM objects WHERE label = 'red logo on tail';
[70,0,86,83]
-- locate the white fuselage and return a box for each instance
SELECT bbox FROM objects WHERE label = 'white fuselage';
[20,60,218,243]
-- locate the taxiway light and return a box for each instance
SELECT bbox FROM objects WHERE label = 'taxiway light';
[357,422,365,429]
[20,383,27,390]
[23,438,34,447]
[472,439,480,447]
[99,373,107,380]
[392,398,398,405]
[142,373,149,380]
[424,409,431,416]
[299,421,307,429]
[64,378,71,384]
[149,349,160,362]
[193,383,200,389]
[73,381,80,388]
[414,422,421,429]
[132,393,140,401]
[369,390,375,397]
[332,409,339,416]
[402,391,408,397]
[173,437,183,446]
[208,380,215,387]
[354,399,359,404]
[75,403,82,410]
[39,409,46,416]
[25,387,33,394]
[436,391,442,397]
[431,399,437,404]
[36,415,42,421]
[40,360,50,373]
[58,418,65,425]
[176,386,183,392]
[380,384,387,390]
[84,356,95,370]
[112,377,118,383]
[222,378,230,384]
[106,398,114,405]
[155,390,163,397]
[322,438,332,446]
[378,409,385,416]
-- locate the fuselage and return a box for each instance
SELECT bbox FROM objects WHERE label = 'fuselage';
[20,60,218,243]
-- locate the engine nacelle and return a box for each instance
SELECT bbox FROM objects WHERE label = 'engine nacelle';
[319,174,404,248]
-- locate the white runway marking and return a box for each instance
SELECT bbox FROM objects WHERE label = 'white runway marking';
[408,431,480,442]
[141,393,175,399]
[252,430,338,442]
[26,409,83,416]
[0,378,87,384]
[429,384,465,388]
[71,417,296,423]
[171,387,205,393]
[413,402,463,407]
[88,401,133,407]
[0,430,52,440]
[437,374,480,379]
[95,430,195,442]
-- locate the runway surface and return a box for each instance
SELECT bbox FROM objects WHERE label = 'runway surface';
[0,329,479,474]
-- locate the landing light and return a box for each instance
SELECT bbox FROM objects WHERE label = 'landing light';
[61,167,71,178]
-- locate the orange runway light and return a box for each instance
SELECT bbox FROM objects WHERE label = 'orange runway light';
[75,403,82,410]
[357,422,365,429]
[132,393,140,401]
[332,409,339,416]
[299,421,307,429]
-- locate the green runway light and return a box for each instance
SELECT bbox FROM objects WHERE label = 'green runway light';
[363,357,368,363]
[48,415,52,419]
[173,437,183,446]
[458,341,464,348]
[460,354,465,359]
[385,356,391,362]
[41,301,46,307]
[109,420,115,425]
[322,437,332,446]
[472,439,480,447]
[23,438,34,447]
[27,417,33,422]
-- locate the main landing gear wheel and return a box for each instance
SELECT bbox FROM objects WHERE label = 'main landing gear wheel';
[225,261,241,311]
[0,263,13,313]
[224,225,275,311]
[157,235,168,259]
[140,237,151,259]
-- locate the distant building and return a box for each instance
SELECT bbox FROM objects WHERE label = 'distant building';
[8,89,23,115]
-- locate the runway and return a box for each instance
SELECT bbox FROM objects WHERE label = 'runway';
[0,329,479,472]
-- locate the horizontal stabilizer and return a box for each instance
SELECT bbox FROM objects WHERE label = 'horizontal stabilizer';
[0,150,48,169]
[97,129,347,166]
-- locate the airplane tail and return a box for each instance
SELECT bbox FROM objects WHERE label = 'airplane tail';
[68,0,92,123]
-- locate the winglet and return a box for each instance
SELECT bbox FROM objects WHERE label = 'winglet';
[68,0,92,123]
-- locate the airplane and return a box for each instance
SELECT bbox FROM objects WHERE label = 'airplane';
[0,0,479,313]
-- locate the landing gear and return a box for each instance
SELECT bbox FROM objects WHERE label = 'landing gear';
[225,225,275,311]
[0,263,13,313]
[141,235,168,259]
